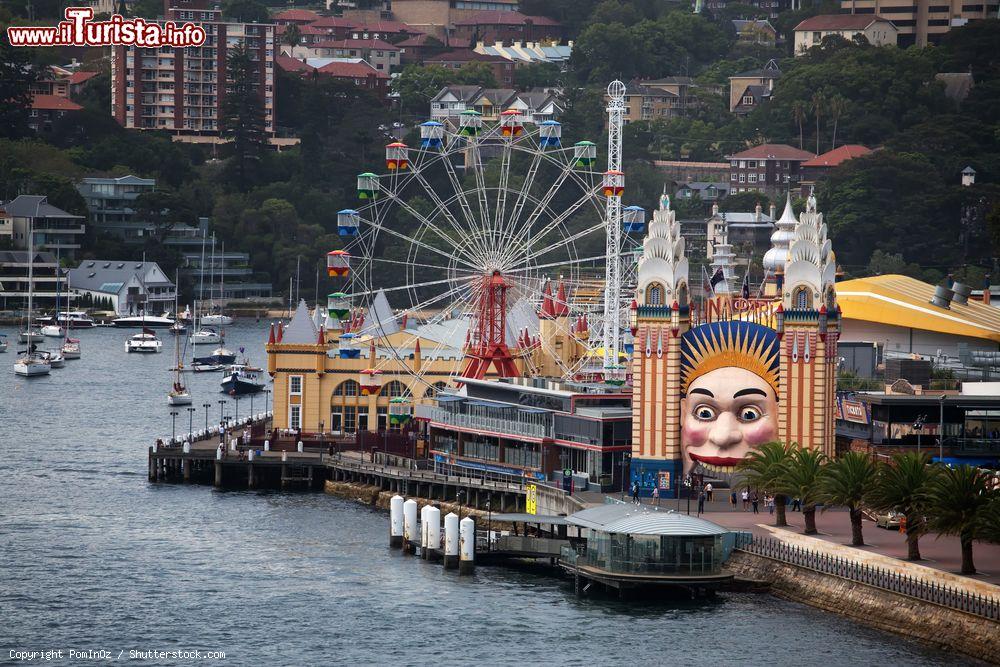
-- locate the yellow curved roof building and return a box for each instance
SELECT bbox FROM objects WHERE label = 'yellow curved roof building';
[836,275,1000,344]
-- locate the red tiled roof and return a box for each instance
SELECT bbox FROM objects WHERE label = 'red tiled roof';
[31,94,82,111]
[794,14,895,32]
[317,61,388,79]
[296,24,335,35]
[311,38,400,51]
[452,10,561,27]
[728,143,816,161]
[801,144,872,167]
[272,9,322,22]
[349,20,420,34]
[275,55,315,73]
[425,49,506,63]
[310,16,355,28]
[396,34,435,47]
[68,70,98,85]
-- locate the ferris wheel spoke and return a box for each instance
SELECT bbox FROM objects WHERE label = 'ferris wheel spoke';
[409,160,490,264]
[498,145,544,262]
[495,163,575,268]
[522,220,606,266]
[503,187,603,269]
[491,138,515,257]
[365,255,480,275]
[358,210,481,272]
[441,154,485,238]
[470,143,491,239]
[501,253,613,274]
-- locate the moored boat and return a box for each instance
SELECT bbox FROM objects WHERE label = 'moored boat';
[61,337,81,359]
[126,330,162,353]
[220,364,265,395]
[41,324,64,337]
[190,327,221,345]
[14,350,51,376]
[0,334,7,353]
[112,314,175,328]
[40,349,65,368]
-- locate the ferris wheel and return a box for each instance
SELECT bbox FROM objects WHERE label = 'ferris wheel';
[326,88,645,391]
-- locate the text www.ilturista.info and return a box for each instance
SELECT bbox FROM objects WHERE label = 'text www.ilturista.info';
[7,8,206,47]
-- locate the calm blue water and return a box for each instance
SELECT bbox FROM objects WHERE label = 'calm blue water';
[0,322,964,665]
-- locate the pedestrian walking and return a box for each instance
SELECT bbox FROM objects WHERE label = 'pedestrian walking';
[631,482,640,505]
[792,496,802,512]
[751,491,760,514]
[730,491,738,511]
[652,485,660,507]
[766,494,775,515]
[741,488,749,511]
[697,489,706,515]
[705,482,713,503]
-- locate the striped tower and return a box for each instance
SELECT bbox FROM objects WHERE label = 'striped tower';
[774,193,839,457]
[630,191,689,494]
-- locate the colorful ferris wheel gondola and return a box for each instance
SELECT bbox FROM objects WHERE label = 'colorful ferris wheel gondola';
[359,368,383,395]
[338,332,360,359]
[420,121,444,149]
[327,250,350,278]
[357,173,378,200]
[388,396,412,426]
[337,209,361,237]
[622,205,646,234]
[458,109,483,137]
[385,142,409,171]
[499,109,523,137]
[327,292,351,318]
[573,140,597,168]
[602,170,624,197]
[538,120,561,148]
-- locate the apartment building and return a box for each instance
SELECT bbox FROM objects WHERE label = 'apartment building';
[840,0,999,46]
[424,49,515,87]
[729,63,781,115]
[726,144,815,195]
[616,78,696,123]
[284,38,401,73]
[111,0,275,138]
[76,175,157,240]
[0,195,86,259]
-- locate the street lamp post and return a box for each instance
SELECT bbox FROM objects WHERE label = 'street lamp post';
[187,407,196,439]
[250,392,255,417]
[619,452,631,501]
[218,399,226,423]
[264,388,271,415]
[170,410,178,441]
[914,414,926,454]
[203,402,212,431]
[939,394,946,462]
[234,395,241,421]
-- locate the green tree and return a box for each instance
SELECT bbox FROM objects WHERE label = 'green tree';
[221,42,266,189]
[134,190,196,240]
[778,446,827,534]
[828,94,847,149]
[792,100,806,150]
[283,23,302,49]
[866,452,937,561]
[737,441,792,527]
[979,497,1000,544]
[222,0,270,22]
[515,62,561,90]
[0,33,39,139]
[926,465,996,574]
[818,451,878,546]
[810,91,824,155]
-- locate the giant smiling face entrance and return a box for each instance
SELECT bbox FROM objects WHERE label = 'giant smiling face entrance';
[679,320,781,481]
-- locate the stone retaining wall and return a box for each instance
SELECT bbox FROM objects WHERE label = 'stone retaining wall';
[727,551,1000,664]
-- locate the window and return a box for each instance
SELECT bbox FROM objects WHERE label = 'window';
[748,160,757,168]
[380,380,407,397]
[730,172,737,181]
[739,174,746,183]
[334,380,359,396]
[290,405,301,429]
[645,283,663,305]
[793,286,812,309]
[289,375,302,395]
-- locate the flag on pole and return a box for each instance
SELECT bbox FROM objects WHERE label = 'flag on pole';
[741,272,750,299]
[701,265,712,296]
[710,268,725,294]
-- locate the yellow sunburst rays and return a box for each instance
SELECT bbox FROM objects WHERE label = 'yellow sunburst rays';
[680,321,780,395]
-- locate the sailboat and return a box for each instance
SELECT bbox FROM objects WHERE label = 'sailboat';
[168,273,192,405]
[191,232,224,342]
[14,218,51,376]
[54,261,80,359]
[201,238,233,325]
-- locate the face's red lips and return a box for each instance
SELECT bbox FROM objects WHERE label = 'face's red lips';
[689,452,744,466]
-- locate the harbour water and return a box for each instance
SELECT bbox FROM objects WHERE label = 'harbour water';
[2,323,962,665]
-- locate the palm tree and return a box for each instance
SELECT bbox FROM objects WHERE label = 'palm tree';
[866,452,936,561]
[283,23,302,50]
[791,101,806,150]
[811,92,825,155]
[738,441,792,527]
[926,465,995,574]
[818,451,877,546]
[828,95,847,149]
[978,497,1000,544]
[778,446,827,534]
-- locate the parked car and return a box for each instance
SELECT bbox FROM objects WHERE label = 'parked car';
[875,510,902,529]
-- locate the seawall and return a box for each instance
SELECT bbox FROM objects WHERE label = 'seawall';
[324,480,495,522]
[727,551,1000,663]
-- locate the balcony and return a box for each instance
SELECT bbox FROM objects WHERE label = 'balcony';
[416,405,552,439]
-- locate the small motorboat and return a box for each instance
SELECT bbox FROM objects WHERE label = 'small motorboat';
[190,327,221,345]
[0,334,7,353]
[14,350,51,376]
[169,322,188,335]
[220,364,265,395]
[126,331,162,353]
[201,313,233,326]
[37,311,96,328]
[168,382,193,406]
[192,362,225,373]
[112,314,175,328]
[194,346,236,366]
[40,350,65,368]
[19,328,43,344]
[41,324,65,337]
[61,337,81,359]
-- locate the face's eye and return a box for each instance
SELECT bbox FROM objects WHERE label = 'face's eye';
[739,406,763,422]
[693,404,716,421]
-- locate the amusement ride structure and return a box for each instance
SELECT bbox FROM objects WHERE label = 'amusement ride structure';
[325,81,640,392]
